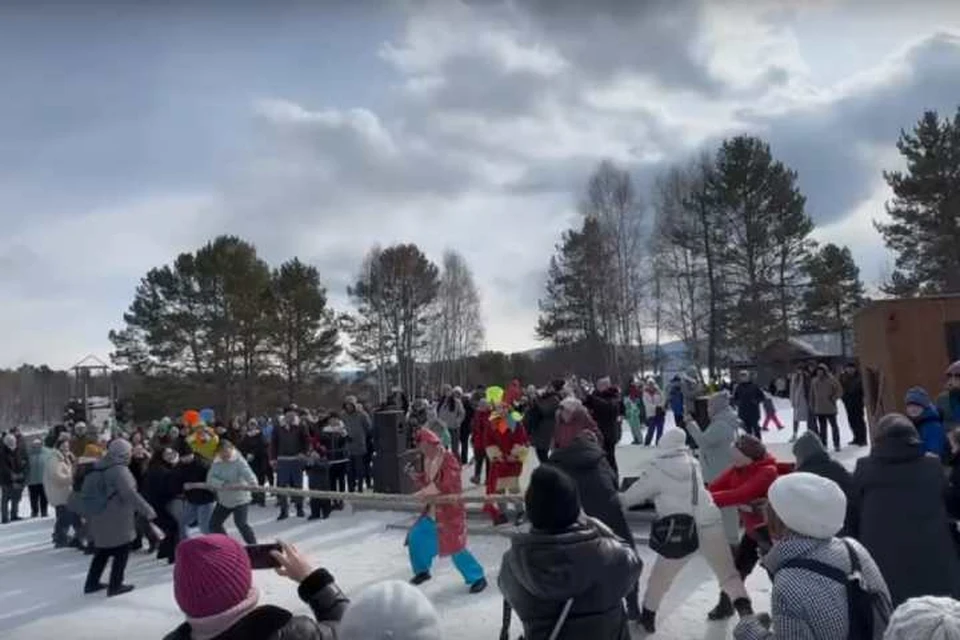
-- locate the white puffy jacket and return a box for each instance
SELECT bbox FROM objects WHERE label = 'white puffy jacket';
[43,449,74,507]
[620,429,721,527]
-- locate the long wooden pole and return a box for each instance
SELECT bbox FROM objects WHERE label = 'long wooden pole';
[187,483,525,507]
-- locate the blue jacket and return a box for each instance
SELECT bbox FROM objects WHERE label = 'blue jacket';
[906,387,947,457]
[668,382,684,414]
[915,407,947,458]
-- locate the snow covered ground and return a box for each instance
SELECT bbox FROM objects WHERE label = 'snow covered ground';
[0,399,866,639]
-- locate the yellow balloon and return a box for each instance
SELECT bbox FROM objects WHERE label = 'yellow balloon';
[486,385,504,405]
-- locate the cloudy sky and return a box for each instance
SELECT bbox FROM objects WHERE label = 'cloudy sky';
[2,0,959,369]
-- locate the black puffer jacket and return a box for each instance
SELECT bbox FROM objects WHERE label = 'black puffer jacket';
[584,390,622,448]
[0,446,28,487]
[163,569,347,640]
[499,520,642,640]
[240,432,271,477]
[851,431,960,606]
[527,392,562,451]
[177,456,216,505]
[793,432,856,536]
[549,434,633,545]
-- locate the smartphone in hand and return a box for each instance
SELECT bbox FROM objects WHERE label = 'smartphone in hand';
[246,543,282,570]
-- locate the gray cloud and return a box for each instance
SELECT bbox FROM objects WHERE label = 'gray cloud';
[2,2,960,368]
[731,32,960,225]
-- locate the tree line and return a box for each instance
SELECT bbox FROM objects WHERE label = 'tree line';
[107,239,485,418]
[538,106,960,380]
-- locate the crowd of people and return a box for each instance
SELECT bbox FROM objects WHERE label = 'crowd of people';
[3,360,960,639]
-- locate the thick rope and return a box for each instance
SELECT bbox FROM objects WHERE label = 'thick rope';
[187,483,525,507]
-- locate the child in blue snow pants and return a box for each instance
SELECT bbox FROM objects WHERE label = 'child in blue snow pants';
[408,516,484,585]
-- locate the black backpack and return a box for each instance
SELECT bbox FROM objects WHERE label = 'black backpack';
[780,539,891,639]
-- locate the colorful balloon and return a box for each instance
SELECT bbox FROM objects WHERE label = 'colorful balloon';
[183,410,200,427]
[199,407,215,425]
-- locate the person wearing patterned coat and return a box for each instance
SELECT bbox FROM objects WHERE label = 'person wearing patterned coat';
[734,472,891,640]
[406,427,487,593]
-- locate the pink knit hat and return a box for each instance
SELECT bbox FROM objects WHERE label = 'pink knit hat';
[174,534,253,618]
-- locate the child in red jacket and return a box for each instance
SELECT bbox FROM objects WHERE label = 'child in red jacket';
[706,435,792,620]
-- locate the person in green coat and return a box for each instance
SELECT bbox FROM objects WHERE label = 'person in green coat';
[206,439,259,544]
[623,383,646,445]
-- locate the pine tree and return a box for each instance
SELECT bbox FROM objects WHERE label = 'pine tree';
[876,108,960,295]
[268,258,341,404]
[348,244,439,394]
[801,243,866,354]
[536,218,617,372]
[705,136,813,357]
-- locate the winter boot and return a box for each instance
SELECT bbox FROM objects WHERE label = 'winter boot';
[277,511,289,522]
[707,592,734,621]
[107,585,135,597]
[410,572,432,586]
[733,597,754,618]
[639,608,656,634]
[83,583,107,595]
[469,577,488,594]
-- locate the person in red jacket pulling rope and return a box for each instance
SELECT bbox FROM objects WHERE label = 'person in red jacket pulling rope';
[706,434,793,621]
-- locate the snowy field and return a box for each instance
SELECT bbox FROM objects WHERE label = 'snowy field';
[0,399,866,639]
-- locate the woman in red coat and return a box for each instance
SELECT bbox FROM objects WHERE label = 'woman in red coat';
[407,428,487,593]
[482,405,530,525]
[705,435,787,620]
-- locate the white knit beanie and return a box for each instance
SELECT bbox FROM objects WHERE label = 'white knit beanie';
[885,596,960,640]
[768,472,846,539]
[339,580,441,640]
[2,434,16,450]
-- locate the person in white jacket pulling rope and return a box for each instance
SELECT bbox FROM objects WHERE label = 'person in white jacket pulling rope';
[621,428,753,634]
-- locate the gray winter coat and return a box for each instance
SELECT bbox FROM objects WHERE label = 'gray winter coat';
[734,535,890,640]
[789,372,811,422]
[686,393,739,483]
[342,411,371,456]
[809,374,841,416]
[687,392,741,543]
[86,453,156,550]
[436,397,465,432]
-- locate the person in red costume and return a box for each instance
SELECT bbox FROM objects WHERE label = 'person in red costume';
[406,428,487,593]
[503,379,524,408]
[705,434,792,620]
[482,401,530,526]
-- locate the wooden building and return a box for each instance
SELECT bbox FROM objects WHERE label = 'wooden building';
[729,331,853,389]
[854,294,960,436]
